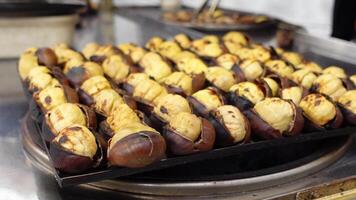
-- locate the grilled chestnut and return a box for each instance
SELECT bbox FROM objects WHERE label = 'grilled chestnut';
[18,48,39,80]
[50,124,99,173]
[265,59,294,79]
[311,74,347,101]
[139,52,172,82]
[102,54,135,84]
[151,94,191,130]
[338,90,356,125]
[191,36,223,58]
[205,66,238,92]
[145,36,164,52]
[157,41,182,61]
[161,72,205,96]
[122,73,150,94]
[291,69,318,89]
[280,51,303,67]
[43,103,97,141]
[281,86,306,105]
[215,53,240,70]
[245,98,304,139]
[232,47,254,60]
[176,57,208,75]
[92,89,125,117]
[210,105,250,147]
[171,50,197,64]
[250,45,271,63]
[188,87,225,118]
[164,112,215,155]
[228,82,266,111]
[26,67,61,93]
[82,42,100,60]
[108,122,166,168]
[174,33,191,49]
[239,59,265,81]
[33,84,78,113]
[296,61,323,73]
[132,78,168,107]
[66,61,104,87]
[80,76,112,97]
[322,66,347,79]
[261,77,279,97]
[53,44,84,65]
[36,47,58,67]
[118,43,147,64]
[350,75,356,86]
[300,93,343,130]
[222,31,249,53]
[90,45,121,63]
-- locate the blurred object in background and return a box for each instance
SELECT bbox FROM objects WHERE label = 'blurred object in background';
[0,1,84,58]
[331,0,356,41]
[160,0,181,11]
[97,0,114,44]
[276,23,296,49]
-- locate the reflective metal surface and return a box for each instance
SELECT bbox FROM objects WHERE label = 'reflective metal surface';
[1,7,356,200]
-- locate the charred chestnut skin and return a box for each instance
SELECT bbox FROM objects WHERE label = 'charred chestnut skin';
[338,105,356,125]
[163,118,215,155]
[226,92,254,111]
[108,131,166,168]
[36,47,58,67]
[209,111,251,147]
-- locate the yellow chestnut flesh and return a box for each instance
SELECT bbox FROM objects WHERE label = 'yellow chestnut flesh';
[169,112,201,142]
[229,82,265,104]
[103,55,131,83]
[254,98,294,133]
[139,52,172,82]
[265,60,294,78]
[18,48,38,80]
[323,66,347,79]
[216,53,239,70]
[92,89,124,117]
[177,57,208,75]
[153,94,191,122]
[118,43,147,64]
[313,74,346,101]
[48,103,86,134]
[281,51,302,66]
[281,86,303,105]
[161,72,193,95]
[300,94,336,126]
[81,76,112,96]
[82,43,100,60]
[263,77,279,97]
[350,75,356,85]
[157,41,182,61]
[174,34,191,49]
[27,67,60,91]
[171,51,197,64]
[37,85,67,111]
[240,59,264,81]
[106,104,141,131]
[338,90,356,114]
[296,61,323,73]
[216,105,247,142]
[133,78,167,106]
[205,67,237,92]
[223,31,248,46]
[54,124,97,158]
[292,69,317,89]
[145,36,164,52]
[126,73,150,88]
[192,89,224,112]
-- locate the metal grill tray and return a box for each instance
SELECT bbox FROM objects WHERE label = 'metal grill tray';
[29,115,356,187]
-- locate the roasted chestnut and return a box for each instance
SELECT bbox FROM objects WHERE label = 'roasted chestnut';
[245,97,304,139]
[50,124,99,173]
[239,59,265,81]
[281,86,306,105]
[102,54,135,84]
[264,59,294,79]
[228,82,266,111]
[300,93,343,130]
[82,42,100,60]
[26,67,61,93]
[337,90,356,125]
[43,103,97,141]
[322,66,347,79]
[36,47,58,67]
[108,122,166,168]
[250,45,271,63]
[157,41,182,61]
[18,48,39,80]
[132,78,168,107]
[145,36,164,52]
[92,88,125,117]
[280,51,303,67]
[89,45,121,63]
[232,47,254,60]
[222,31,249,53]
[296,61,323,73]
[174,33,192,49]
[66,61,104,87]
[151,94,191,130]
[53,43,84,65]
[311,74,347,101]
[80,76,112,97]
[122,73,150,94]
[215,53,240,70]
[33,84,78,113]
[291,69,318,89]
[163,112,215,155]
[205,66,238,92]
[350,75,356,86]
[161,72,205,96]
[171,50,197,64]
[176,57,208,75]
[188,87,225,118]
[138,52,172,82]
[118,43,147,64]
[261,77,279,97]
[210,105,250,147]
[191,36,223,58]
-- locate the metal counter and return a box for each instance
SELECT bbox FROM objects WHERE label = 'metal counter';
[1,7,356,200]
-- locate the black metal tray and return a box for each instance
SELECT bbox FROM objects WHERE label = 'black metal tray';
[30,115,356,187]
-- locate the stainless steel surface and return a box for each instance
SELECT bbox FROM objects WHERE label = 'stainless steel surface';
[1,7,356,200]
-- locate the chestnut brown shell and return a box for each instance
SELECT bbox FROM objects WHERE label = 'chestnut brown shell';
[108,131,166,168]
[163,118,215,155]
[36,47,58,67]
